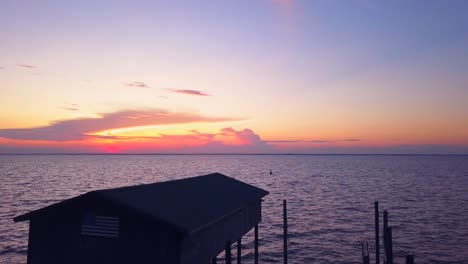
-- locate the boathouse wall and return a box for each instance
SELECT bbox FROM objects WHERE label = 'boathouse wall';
[26,201,181,264]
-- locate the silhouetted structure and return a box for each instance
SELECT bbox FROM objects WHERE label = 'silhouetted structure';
[14,173,269,264]
[367,202,415,264]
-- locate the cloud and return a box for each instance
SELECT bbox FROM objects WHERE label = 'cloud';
[61,103,79,111]
[267,139,361,144]
[17,64,35,69]
[0,127,273,154]
[218,127,265,145]
[0,109,242,141]
[342,138,361,142]
[61,107,79,111]
[92,127,266,147]
[0,66,4,70]
[80,127,271,154]
[126,82,150,88]
[267,139,331,144]
[171,89,210,96]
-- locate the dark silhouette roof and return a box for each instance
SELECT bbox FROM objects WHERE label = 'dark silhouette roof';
[14,173,268,234]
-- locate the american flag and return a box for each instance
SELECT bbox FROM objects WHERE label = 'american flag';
[81,213,119,238]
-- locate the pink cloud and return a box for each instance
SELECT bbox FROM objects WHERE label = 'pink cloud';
[0,109,243,141]
[171,89,210,96]
[88,127,272,154]
[126,82,150,88]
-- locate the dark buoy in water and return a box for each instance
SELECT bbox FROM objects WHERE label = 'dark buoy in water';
[269,169,273,175]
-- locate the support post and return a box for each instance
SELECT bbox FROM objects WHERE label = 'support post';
[283,199,288,264]
[383,210,388,264]
[211,257,217,264]
[226,241,232,264]
[375,201,380,264]
[254,224,259,264]
[405,255,414,264]
[362,241,370,264]
[383,211,388,240]
[386,227,393,264]
[237,239,242,264]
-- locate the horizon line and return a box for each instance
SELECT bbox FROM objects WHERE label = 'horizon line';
[0,153,467,156]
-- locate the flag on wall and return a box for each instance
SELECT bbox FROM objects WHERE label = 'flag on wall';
[81,213,119,238]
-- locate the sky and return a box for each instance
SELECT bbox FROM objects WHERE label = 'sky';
[1,0,467,154]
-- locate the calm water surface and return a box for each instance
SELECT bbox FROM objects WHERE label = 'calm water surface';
[1,155,467,263]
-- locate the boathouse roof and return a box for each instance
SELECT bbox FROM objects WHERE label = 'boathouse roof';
[14,173,269,234]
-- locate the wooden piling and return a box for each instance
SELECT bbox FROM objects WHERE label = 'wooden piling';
[283,199,288,264]
[237,239,241,264]
[386,227,393,264]
[362,241,370,264]
[405,255,414,264]
[226,241,232,264]
[375,201,379,264]
[383,210,388,239]
[383,210,388,264]
[254,224,259,264]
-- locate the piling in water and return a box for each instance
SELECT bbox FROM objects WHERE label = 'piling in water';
[406,255,414,264]
[385,227,393,264]
[375,201,380,264]
[283,199,288,264]
[362,241,370,264]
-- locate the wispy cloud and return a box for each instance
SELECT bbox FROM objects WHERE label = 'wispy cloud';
[342,138,361,142]
[61,103,79,111]
[61,107,79,111]
[267,138,361,144]
[267,139,331,144]
[0,109,242,141]
[17,64,36,69]
[171,89,210,96]
[0,66,4,70]
[126,82,150,88]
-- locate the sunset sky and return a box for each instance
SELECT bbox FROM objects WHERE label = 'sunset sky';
[1,0,467,154]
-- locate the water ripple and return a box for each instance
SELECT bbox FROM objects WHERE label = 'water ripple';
[1,155,467,263]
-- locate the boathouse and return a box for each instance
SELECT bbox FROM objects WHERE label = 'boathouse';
[14,173,269,264]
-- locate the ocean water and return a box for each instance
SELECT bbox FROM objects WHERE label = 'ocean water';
[1,154,467,263]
